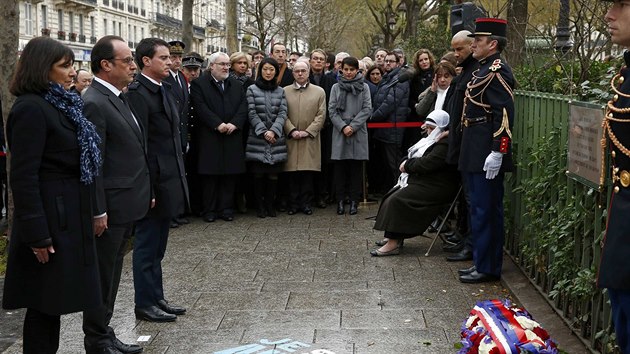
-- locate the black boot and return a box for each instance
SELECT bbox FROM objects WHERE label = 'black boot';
[337,201,345,215]
[265,179,277,217]
[349,201,358,215]
[254,177,266,218]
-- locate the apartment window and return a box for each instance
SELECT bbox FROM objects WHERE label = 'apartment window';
[79,14,84,35]
[24,3,33,35]
[118,22,122,36]
[133,25,137,42]
[141,27,144,39]
[127,24,131,40]
[57,9,63,31]
[69,12,74,33]
[41,5,47,28]
[103,19,107,36]
[90,16,95,37]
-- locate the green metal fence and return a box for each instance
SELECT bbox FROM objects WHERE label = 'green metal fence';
[506,91,615,353]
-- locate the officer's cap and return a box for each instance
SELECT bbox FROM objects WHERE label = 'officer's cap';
[182,52,204,68]
[168,40,186,55]
[468,18,508,38]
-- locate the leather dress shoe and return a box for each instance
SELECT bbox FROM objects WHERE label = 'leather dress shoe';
[349,201,358,215]
[443,230,461,244]
[112,337,143,354]
[134,306,176,322]
[443,241,465,253]
[458,265,476,276]
[221,214,234,221]
[337,201,345,215]
[370,247,400,257]
[169,220,179,228]
[203,213,216,222]
[157,299,186,315]
[459,270,500,284]
[287,208,297,215]
[174,217,189,225]
[87,346,123,354]
[316,199,327,208]
[302,207,313,215]
[446,248,473,262]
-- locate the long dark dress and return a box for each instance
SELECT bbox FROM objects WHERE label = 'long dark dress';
[373,140,459,236]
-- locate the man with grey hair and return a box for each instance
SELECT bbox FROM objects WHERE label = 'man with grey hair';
[442,29,478,262]
[334,52,350,78]
[190,52,247,222]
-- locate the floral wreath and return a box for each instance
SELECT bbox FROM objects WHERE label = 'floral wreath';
[457,299,559,354]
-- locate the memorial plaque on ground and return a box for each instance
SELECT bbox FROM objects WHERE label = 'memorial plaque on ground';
[567,101,605,189]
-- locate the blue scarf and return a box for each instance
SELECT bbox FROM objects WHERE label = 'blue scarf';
[42,82,102,184]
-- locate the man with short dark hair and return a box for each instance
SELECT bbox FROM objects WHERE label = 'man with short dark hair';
[288,51,302,69]
[374,48,388,68]
[82,35,149,354]
[126,37,189,322]
[71,69,93,95]
[457,18,515,284]
[271,43,293,87]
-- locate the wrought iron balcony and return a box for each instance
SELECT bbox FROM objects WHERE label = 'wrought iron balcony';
[52,0,97,10]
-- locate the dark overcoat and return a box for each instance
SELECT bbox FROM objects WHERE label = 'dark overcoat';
[190,72,248,175]
[598,52,630,290]
[126,74,189,218]
[373,140,459,235]
[2,94,101,315]
[163,70,190,151]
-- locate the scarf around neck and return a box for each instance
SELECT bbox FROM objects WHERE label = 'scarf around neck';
[335,74,365,112]
[42,82,102,184]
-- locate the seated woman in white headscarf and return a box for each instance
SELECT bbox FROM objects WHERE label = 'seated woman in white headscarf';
[370,109,460,256]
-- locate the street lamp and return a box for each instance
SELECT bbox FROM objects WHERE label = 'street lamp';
[387,12,396,31]
[555,0,573,54]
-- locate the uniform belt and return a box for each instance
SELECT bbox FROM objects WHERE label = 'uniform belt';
[463,116,489,127]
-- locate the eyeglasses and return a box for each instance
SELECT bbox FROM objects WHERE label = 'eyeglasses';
[293,69,308,74]
[384,60,397,64]
[214,62,231,68]
[111,57,135,64]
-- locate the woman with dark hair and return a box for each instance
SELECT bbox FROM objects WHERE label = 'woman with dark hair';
[415,62,457,119]
[2,36,102,353]
[365,65,384,102]
[404,49,437,150]
[245,57,288,218]
[329,56,372,215]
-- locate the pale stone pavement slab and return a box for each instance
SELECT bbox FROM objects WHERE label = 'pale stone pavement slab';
[1,203,588,353]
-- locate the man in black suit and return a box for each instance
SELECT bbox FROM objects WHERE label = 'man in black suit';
[82,35,150,354]
[189,52,247,222]
[126,37,189,323]
[164,40,190,228]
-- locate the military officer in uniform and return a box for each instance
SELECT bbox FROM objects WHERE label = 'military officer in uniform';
[599,1,630,352]
[457,18,515,284]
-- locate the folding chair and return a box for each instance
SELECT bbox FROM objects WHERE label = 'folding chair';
[424,185,463,257]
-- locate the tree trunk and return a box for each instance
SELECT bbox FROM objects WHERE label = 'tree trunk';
[506,0,528,66]
[182,0,193,51]
[0,0,19,238]
[226,0,238,54]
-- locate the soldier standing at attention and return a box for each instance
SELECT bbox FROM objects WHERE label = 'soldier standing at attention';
[599,1,630,352]
[457,18,515,284]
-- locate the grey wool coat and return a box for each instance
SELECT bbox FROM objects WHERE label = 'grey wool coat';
[245,84,288,165]
[328,79,372,161]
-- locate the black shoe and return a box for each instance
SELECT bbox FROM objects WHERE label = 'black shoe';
[266,207,277,217]
[287,209,297,215]
[112,337,143,354]
[446,248,473,262]
[221,214,234,221]
[370,246,401,256]
[174,217,189,225]
[302,207,313,215]
[169,220,179,228]
[86,346,123,354]
[443,230,461,244]
[459,270,500,284]
[349,201,358,215]
[443,240,465,253]
[203,213,216,223]
[337,201,345,215]
[134,306,176,322]
[157,299,186,315]
[458,265,476,276]
[374,239,404,248]
[257,208,266,218]
[316,199,327,208]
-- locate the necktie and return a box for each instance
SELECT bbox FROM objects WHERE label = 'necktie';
[175,73,182,88]
[118,93,128,105]
[218,80,224,92]
[119,93,140,130]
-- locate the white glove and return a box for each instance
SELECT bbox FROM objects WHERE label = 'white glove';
[483,151,503,180]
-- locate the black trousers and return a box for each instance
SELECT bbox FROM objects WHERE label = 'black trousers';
[201,174,237,216]
[376,141,401,191]
[333,160,362,202]
[133,217,170,308]
[288,171,314,209]
[23,308,60,354]
[83,222,134,350]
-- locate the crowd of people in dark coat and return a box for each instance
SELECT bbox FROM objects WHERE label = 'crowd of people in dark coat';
[1,16,517,353]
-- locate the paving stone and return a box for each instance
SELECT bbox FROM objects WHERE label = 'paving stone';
[195,291,291,311]
[219,310,341,330]
[340,309,427,329]
[314,327,450,347]
[262,281,368,293]
[286,290,383,310]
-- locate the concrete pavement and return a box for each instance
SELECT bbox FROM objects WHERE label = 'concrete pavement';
[1,204,587,353]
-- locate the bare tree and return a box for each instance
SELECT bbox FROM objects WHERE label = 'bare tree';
[182,0,193,49]
[302,0,361,51]
[226,0,238,53]
[0,0,19,236]
[507,0,528,66]
[241,0,281,50]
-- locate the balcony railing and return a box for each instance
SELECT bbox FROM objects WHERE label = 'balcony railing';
[52,0,97,10]
[79,34,86,43]
[41,28,51,36]
[69,32,77,42]
[90,36,97,44]
[103,0,109,5]
[57,31,66,40]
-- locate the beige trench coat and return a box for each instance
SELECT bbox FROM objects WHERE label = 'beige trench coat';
[283,84,326,171]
